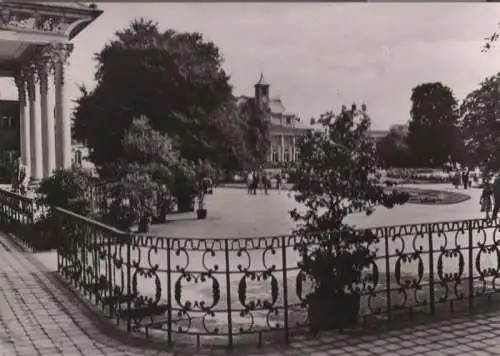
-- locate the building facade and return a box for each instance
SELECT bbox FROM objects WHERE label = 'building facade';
[0,1,101,184]
[238,74,308,165]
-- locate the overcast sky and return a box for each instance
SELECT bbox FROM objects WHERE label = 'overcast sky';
[2,3,500,129]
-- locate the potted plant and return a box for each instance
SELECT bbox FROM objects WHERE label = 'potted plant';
[104,167,158,232]
[172,165,197,213]
[196,187,207,219]
[195,162,212,220]
[290,103,409,332]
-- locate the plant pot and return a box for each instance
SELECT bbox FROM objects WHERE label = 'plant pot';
[177,198,195,213]
[307,290,360,332]
[196,209,207,220]
[137,216,151,233]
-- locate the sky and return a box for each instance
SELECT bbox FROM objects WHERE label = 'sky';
[2,3,500,130]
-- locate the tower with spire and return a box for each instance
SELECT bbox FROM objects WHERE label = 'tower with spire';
[254,73,270,107]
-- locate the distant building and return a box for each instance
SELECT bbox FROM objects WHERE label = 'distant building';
[368,123,409,141]
[0,100,20,183]
[237,74,308,164]
[367,130,389,141]
[0,100,20,167]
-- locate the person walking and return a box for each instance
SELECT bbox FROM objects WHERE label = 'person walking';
[480,177,493,220]
[262,173,269,195]
[247,171,253,195]
[252,171,258,195]
[276,172,282,193]
[462,169,469,190]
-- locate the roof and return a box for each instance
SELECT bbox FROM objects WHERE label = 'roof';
[14,1,95,10]
[368,130,389,139]
[269,98,285,115]
[269,125,309,135]
[255,73,269,86]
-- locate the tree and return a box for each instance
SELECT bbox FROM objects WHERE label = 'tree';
[290,104,408,331]
[376,124,411,168]
[460,73,500,171]
[407,83,460,168]
[238,99,270,168]
[73,18,266,176]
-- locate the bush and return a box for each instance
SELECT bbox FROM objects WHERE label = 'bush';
[103,167,159,231]
[36,167,94,216]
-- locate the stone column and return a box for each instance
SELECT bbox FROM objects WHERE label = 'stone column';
[280,135,285,162]
[26,66,43,182]
[38,59,55,178]
[292,136,296,162]
[269,141,273,162]
[53,43,73,170]
[14,70,30,178]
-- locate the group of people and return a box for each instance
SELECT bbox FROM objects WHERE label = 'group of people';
[246,169,286,195]
[452,169,472,190]
[480,174,500,220]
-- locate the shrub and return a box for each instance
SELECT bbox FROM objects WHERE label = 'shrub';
[36,167,94,216]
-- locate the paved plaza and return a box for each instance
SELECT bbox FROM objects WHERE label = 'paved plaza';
[148,184,483,238]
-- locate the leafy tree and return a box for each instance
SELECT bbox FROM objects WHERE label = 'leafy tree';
[460,73,500,171]
[291,104,408,233]
[376,124,411,168]
[73,18,266,176]
[290,104,409,331]
[407,83,460,168]
[238,99,270,167]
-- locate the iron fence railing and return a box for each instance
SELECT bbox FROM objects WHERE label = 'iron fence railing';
[52,206,500,348]
[0,188,57,251]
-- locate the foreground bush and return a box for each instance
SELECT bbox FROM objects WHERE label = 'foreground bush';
[36,167,94,216]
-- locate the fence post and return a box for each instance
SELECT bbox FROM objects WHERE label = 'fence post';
[55,209,61,272]
[126,233,132,333]
[224,239,233,348]
[107,230,113,318]
[384,227,392,322]
[468,221,474,310]
[281,235,289,343]
[166,237,172,344]
[428,224,435,316]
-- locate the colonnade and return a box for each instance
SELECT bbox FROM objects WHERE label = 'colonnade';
[13,42,73,183]
[269,135,297,163]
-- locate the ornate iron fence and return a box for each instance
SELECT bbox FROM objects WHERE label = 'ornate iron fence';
[0,188,56,251]
[53,206,500,348]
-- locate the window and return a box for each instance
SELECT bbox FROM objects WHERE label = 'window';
[261,86,269,97]
[0,115,15,129]
[272,149,279,162]
[286,117,291,125]
[4,151,17,165]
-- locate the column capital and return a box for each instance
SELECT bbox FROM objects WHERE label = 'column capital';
[25,65,37,102]
[14,69,27,105]
[36,60,49,96]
